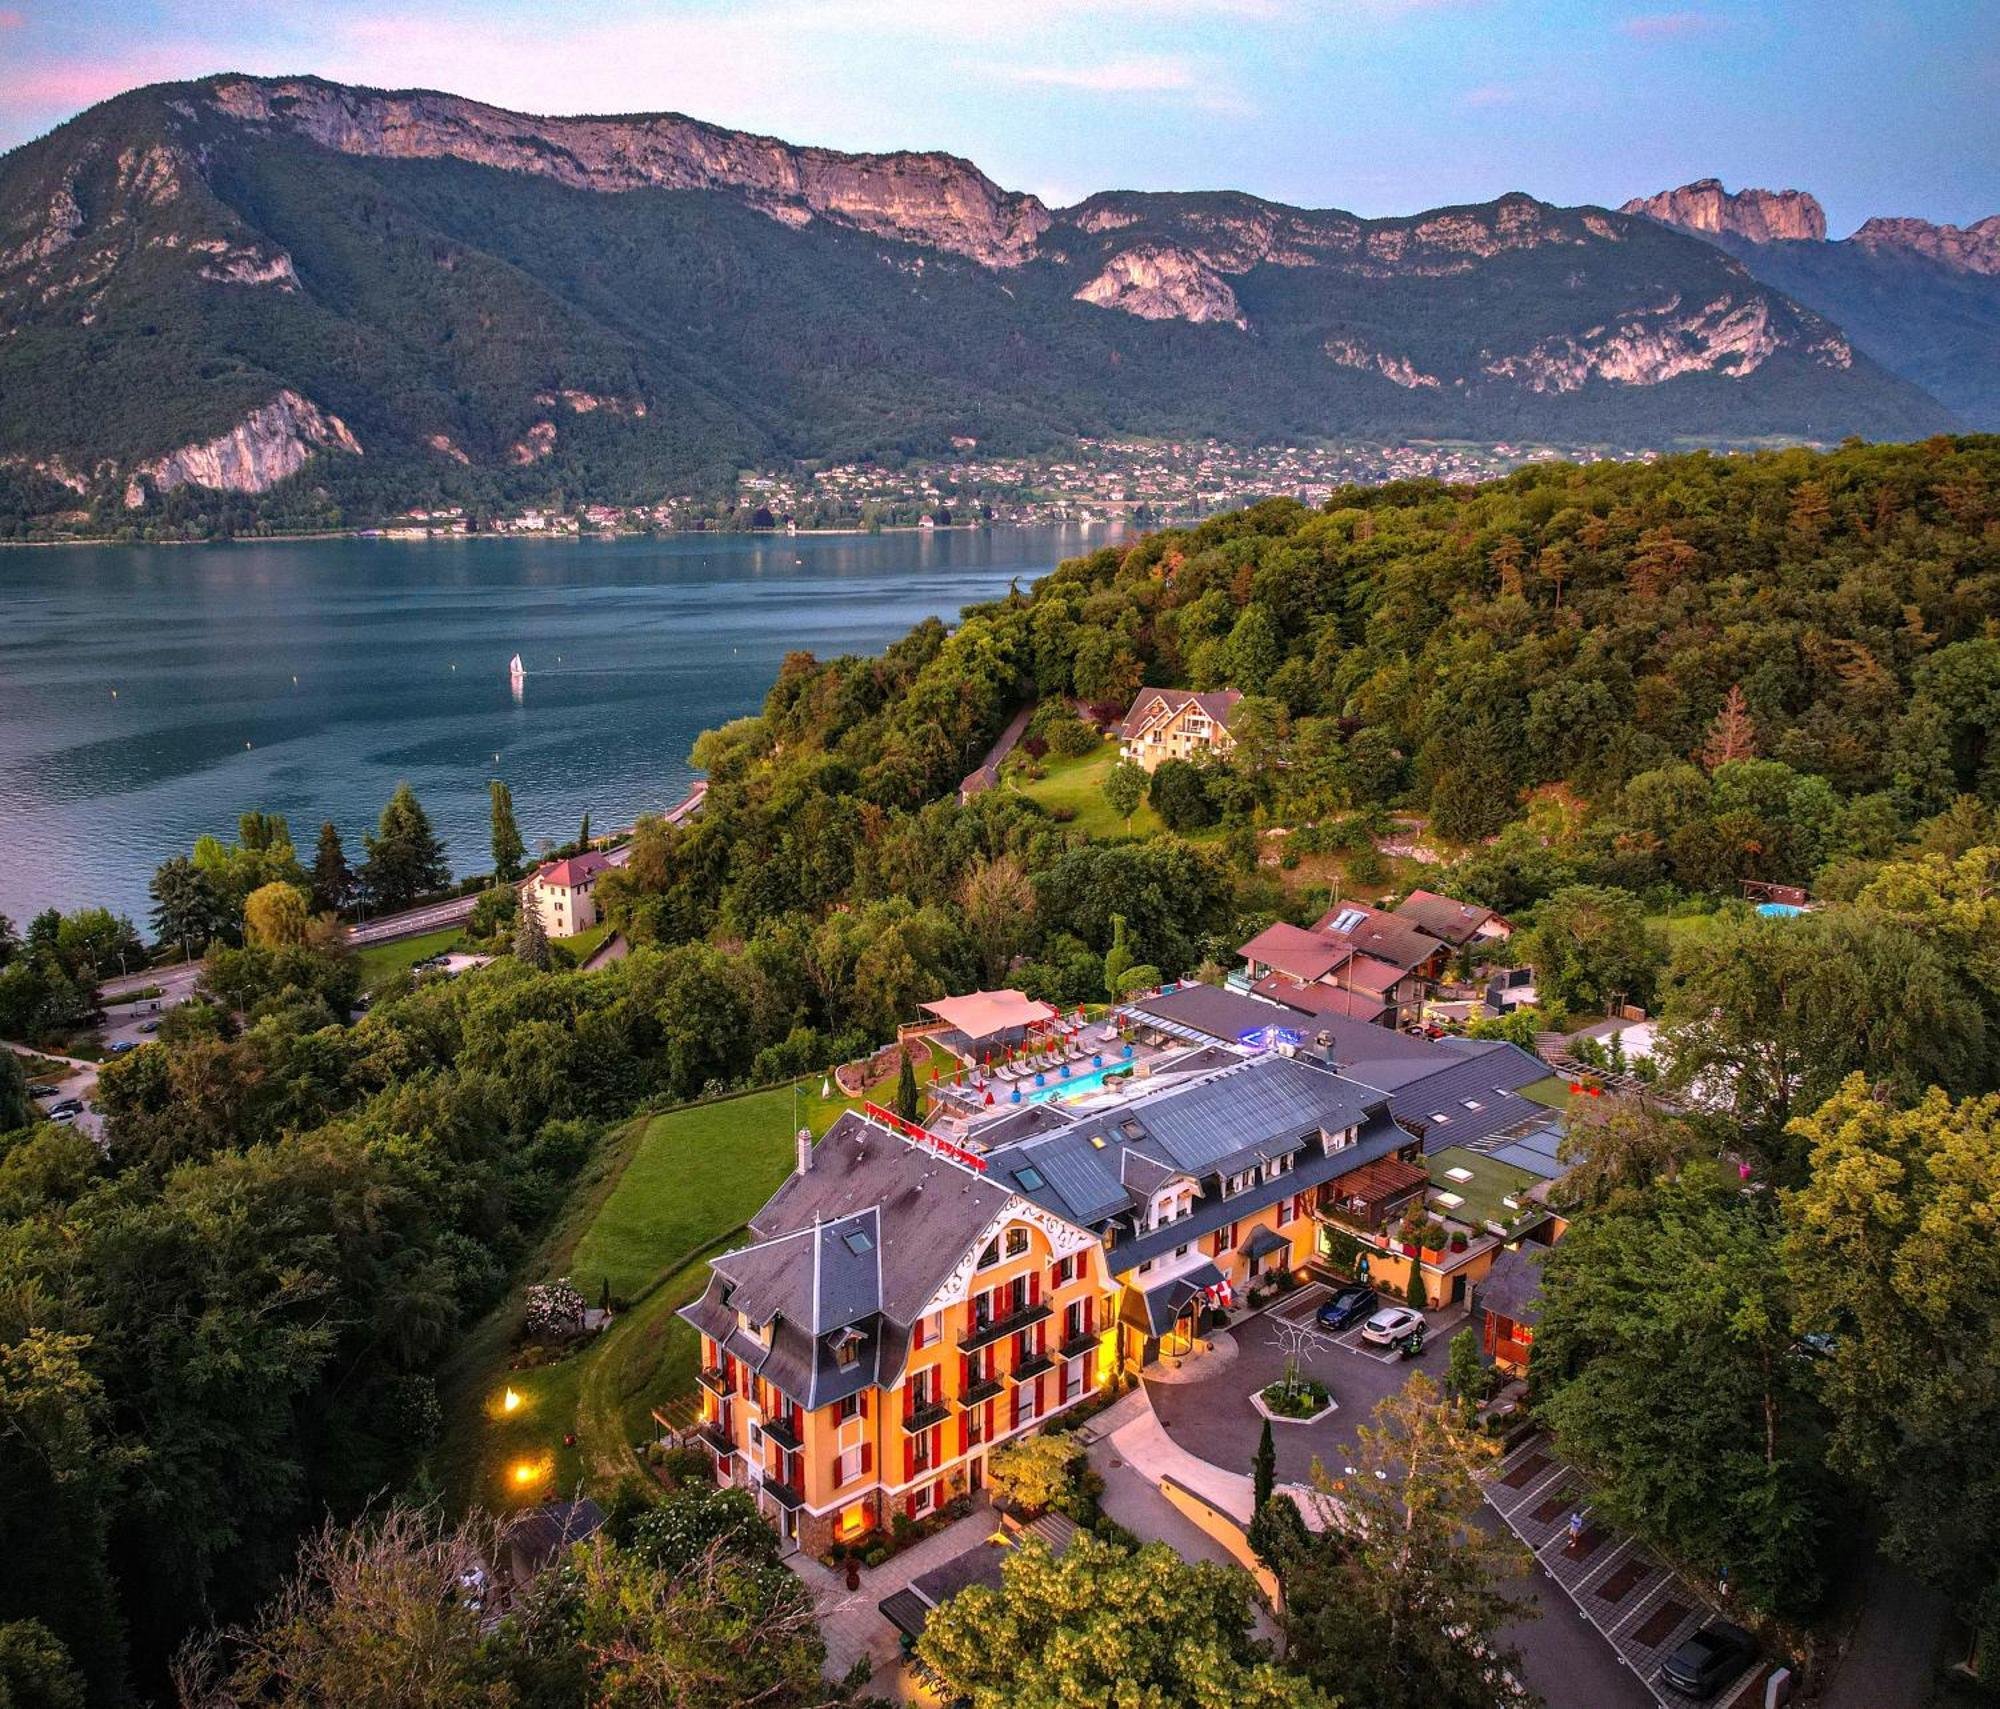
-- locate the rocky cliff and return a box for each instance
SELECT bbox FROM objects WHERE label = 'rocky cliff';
[1621,179,1827,244]
[125,390,360,505]
[1073,243,1247,328]
[1849,215,2000,276]
[205,76,1051,267]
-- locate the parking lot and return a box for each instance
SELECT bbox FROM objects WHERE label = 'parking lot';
[1486,1429,1771,1709]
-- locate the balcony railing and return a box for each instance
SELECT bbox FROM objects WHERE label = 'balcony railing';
[696,1366,731,1397]
[697,1421,733,1459]
[962,1299,1051,1353]
[1011,1350,1055,1382]
[903,1398,950,1434]
[961,1375,1004,1408]
[1060,1327,1096,1360]
[763,1415,802,1452]
[758,1477,805,1511]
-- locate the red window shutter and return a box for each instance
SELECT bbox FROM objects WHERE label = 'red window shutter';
[907,1491,919,1520]
[1028,1270,1040,1306]
[1036,1373,1047,1415]
[903,1437,915,1481]
[966,1299,978,1336]
[984,1398,995,1439]
[956,1411,967,1458]
[1084,1296,1094,1336]
[933,1477,946,1509]
[1010,1386,1021,1431]
[861,1441,873,1476]
[912,1317,924,1351]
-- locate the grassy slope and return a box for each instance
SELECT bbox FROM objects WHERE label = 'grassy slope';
[1009,744,1162,839]
[434,1042,951,1511]
[354,926,465,992]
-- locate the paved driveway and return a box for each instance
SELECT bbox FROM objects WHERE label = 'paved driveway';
[1142,1294,1656,1709]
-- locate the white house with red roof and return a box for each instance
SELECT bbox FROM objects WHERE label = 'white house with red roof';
[528,851,613,939]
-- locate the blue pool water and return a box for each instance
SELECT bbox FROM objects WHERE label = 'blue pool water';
[1755,902,1806,917]
[1013,1063,1123,1105]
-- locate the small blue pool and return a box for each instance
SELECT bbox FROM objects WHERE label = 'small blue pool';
[1755,902,1805,918]
[1013,1063,1121,1105]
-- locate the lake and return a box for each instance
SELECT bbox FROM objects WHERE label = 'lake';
[0,525,1123,926]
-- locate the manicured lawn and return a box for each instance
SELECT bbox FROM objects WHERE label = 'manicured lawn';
[1645,911,1721,944]
[1009,742,1164,838]
[435,1075,859,1509]
[563,921,616,963]
[355,925,465,992]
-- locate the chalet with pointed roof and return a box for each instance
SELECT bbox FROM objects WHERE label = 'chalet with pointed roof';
[1117,687,1244,773]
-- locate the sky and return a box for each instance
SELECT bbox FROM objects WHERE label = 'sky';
[0,1,1994,234]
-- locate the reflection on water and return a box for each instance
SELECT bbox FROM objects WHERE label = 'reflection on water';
[0,526,1118,921]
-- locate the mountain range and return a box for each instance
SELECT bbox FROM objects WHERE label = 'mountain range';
[1621,178,2000,432]
[0,76,1986,530]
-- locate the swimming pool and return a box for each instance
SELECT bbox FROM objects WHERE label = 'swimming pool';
[1755,902,1805,918]
[1011,1062,1124,1105]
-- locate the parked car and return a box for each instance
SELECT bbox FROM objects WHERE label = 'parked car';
[29,1083,57,1100]
[108,1040,136,1055]
[1661,1621,1756,1698]
[48,1099,84,1118]
[137,1019,160,1035]
[1360,1305,1425,1345]
[1316,1286,1378,1332]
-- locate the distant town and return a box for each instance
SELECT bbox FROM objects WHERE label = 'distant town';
[383,437,1656,538]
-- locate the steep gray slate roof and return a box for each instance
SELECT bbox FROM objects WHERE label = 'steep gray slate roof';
[682,1110,1020,1407]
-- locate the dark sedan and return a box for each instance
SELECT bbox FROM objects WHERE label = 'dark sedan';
[1316,1286,1378,1332]
[1661,1621,1755,1698]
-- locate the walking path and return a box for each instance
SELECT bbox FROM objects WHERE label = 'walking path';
[1821,1554,1946,1709]
[956,703,1035,803]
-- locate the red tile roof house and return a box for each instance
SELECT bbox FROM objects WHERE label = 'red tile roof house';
[1391,889,1513,949]
[1237,916,1432,1029]
[527,851,613,940]
[1117,688,1244,773]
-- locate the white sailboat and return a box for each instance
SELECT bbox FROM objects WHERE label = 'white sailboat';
[508,653,525,681]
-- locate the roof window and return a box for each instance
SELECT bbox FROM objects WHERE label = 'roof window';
[842,1229,873,1255]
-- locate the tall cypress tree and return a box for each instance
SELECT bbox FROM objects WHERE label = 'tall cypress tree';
[895,1050,921,1122]
[309,822,354,916]
[1253,1417,1276,1512]
[489,781,525,882]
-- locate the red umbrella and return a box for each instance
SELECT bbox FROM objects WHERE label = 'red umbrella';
[984,1091,995,1106]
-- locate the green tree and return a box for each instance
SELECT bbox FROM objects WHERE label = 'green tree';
[1103,759,1147,830]
[1535,1163,1827,1615]
[1101,912,1133,1000]
[467,884,518,941]
[1659,908,1984,1167]
[894,1049,919,1122]
[308,822,353,916]
[513,904,552,972]
[1524,885,1660,1015]
[0,1047,30,1132]
[1252,1417,1276,1512]
[1445,1328,1483,1422]
[578,810,592,852]
[1406,1262,1428,1310]
[1784,1077,2000,1673]
[359,784,451,914]
[986,1433,1085,1515]
[1148,758,1215,832]
[1283,1375,1536,1709]
[243,882,310,949]
[488,781,525,882]
[0,1621,86,1709]
[150,856,236,957]
[918,1532,1329,1709]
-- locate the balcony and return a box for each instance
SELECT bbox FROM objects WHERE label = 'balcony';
[696,1366,731,1398]
[758,1477,805,1512]
[1011,1350,1055,1382]
[962,1299,1051,1353]
[961,1375,1005,1408]
[903,1398,951,1435]
[1060,1328,1097,1361]
[697,1421,733,1459]
[763,1415,802,1452]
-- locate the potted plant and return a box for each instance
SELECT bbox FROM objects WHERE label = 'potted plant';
[1449,1230,1469,1253]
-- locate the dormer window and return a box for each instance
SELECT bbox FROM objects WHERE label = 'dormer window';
[1006,1227,1030,1259]
[978,1237,1001,1269]
[829,1326,865,1369]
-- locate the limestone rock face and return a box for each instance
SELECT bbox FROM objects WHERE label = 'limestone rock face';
[1621,179,1827,244]
[205,77,1051,266]
[1074,243,1247,328]
[1849,215,2000,276]
[1483,292,1848,392]
[127,389,359,503]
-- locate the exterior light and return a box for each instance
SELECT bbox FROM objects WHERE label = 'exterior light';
[502,1388,522,1412]
[511,1461,542,1487]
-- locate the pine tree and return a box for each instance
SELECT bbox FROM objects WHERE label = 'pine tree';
[309,822,354,916]
[578,810,592,852]
[489,781,525,882]
[514,901,552,971]
[1407,1262,1429,1311]
[1701,684,1757,771]
[1253,1417,1276,1512]
[360,783,451,913]
[895,1049,921,1121]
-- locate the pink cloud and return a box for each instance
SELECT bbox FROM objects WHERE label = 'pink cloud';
[0,9,26,26]
[1622,11,1716,39]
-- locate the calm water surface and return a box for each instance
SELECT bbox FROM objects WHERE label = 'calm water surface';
[0,526,1121,924]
